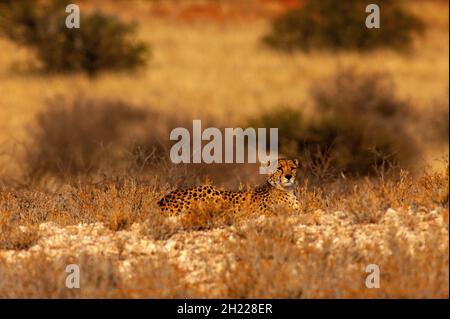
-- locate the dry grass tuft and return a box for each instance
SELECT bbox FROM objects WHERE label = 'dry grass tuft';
[180,201,237,231]
[220,208,448,298]
[222,221,303,298]
[0,214,40,250]
[0,251,192,298]
[140,212,182,241]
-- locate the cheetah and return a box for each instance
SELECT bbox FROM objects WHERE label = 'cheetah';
[158,159,300,215]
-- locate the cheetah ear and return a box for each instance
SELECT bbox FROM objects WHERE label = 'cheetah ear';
[293,159,299,166]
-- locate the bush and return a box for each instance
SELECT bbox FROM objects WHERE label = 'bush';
[25,98,147,180]
[310,69,410,119]
[0,0,148,75]
[263,0,425,52]
[126,116,236,188]
[22,96,226,184]
[249,69,417,177]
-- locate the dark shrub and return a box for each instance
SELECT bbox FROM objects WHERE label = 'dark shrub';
[126,116,238,188]
[127,112,193,171]
[418,97,449,145]
[0,0,148,75]
[249,69,417,177]
[310,68,410,122]
[23,98,216,185]
[21,93,227,185]
[263,0,425,52]
[25,98,147,180]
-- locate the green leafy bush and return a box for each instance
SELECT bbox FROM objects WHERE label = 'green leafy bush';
[263,0,425,51]
[249,69,417,177]
[0,0,148,75]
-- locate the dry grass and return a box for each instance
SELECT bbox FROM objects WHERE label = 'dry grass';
[0,251,192,298]
[0,178,158,229]
[220,213,448,298]
[0,0,448,299]
[0,163,448,298]
[216,164,449,298]
[0,213,40,250]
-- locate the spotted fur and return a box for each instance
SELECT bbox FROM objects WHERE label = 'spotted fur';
[158,159,300,215]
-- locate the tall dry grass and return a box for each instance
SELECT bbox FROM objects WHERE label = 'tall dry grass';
[0,161,447,298]
[0,251,192,298]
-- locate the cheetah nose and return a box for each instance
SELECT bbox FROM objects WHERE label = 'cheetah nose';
[285,174,292,180]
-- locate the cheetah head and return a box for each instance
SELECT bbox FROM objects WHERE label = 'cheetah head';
[265,159,299,190]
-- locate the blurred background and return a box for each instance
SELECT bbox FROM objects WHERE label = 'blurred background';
[0,0,448,189]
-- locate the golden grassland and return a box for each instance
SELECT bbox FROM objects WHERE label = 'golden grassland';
[0,164,448,298]
[0,0,448,298]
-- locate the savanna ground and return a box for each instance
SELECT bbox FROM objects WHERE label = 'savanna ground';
[0,0,448,298]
